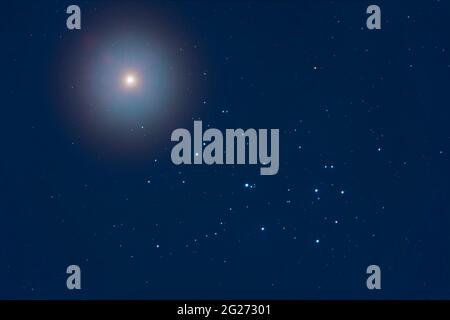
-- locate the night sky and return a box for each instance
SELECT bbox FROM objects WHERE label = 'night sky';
[1,0,450,299]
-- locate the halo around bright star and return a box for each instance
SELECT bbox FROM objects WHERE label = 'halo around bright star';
[54,4,203,159]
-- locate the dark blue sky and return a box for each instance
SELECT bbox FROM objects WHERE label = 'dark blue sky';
[1,0,450,299]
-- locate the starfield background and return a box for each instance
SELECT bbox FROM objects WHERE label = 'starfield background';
[1,0,450,299]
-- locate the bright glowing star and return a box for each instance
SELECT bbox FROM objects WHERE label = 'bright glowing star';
[124,73,137,88]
